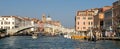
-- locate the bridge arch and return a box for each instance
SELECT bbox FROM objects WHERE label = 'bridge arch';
[7,24,39,35]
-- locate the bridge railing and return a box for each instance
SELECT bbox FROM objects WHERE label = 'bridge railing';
[7,24,39,35]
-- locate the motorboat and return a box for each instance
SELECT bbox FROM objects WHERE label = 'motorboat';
[32,34,38,39]
[64,34,71,39]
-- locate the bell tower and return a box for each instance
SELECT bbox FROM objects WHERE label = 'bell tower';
[42,14,46,23]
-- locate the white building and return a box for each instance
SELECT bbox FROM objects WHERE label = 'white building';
[0,16,21,30]
[0,16,32,30]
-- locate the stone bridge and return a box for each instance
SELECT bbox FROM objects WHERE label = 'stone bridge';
[7,23,71,35]
[7,24,39,35]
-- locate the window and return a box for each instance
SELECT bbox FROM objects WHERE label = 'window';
[83,27,86,29]
[91,22,93,25]
[77,22,79,25]
[4,22,10,25]
[77,27,79,29]
[8,27,10,29]
[88,14,91,16]
[83,22,85,25]
[4,26,10,29]
[88,17,93,20]
[77,17,80,20]
[6,18,8,20]
[80,13,83,16]
[12,27,14,29]
[88,22,93,25]
[8,22,10,24]
[4,26,7,29]
[88,22,90,25]
[83,17,86,19]
[88,27,91,29]
[1,22,3,25]
[1,21,10,25]
[90,14,93,16]
[12,22,14,24]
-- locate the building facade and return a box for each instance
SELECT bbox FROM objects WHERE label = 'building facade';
[92,6,112,32]
[75,9,98,32]
[113,0,120,29]
[41,14,61,27]
[113,0,120,36]
[104,8,113,30]
[0,16,34,30]
[96,6,112,29]
[41,14,62,34]
[0,16,23,30]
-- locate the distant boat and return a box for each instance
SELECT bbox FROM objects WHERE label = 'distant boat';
[64,34,71,39]
[32,34,38,39]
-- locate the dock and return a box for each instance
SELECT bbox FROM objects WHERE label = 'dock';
[99,37,120,40]
[71,35,120,41]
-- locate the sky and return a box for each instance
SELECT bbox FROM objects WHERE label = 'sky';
[0,0,117,28]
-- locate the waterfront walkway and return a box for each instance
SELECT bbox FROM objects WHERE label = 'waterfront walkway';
[70,35,120,41]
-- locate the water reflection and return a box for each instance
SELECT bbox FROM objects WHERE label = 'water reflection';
[7,36,17,46]
[0,36,120,49]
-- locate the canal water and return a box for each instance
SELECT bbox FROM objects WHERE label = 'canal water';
[0,36,120,49]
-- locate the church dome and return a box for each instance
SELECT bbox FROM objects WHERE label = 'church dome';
[46,16,52,21]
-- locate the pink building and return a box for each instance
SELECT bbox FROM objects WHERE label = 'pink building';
[37,21,44,32]
[75,9,98,32]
